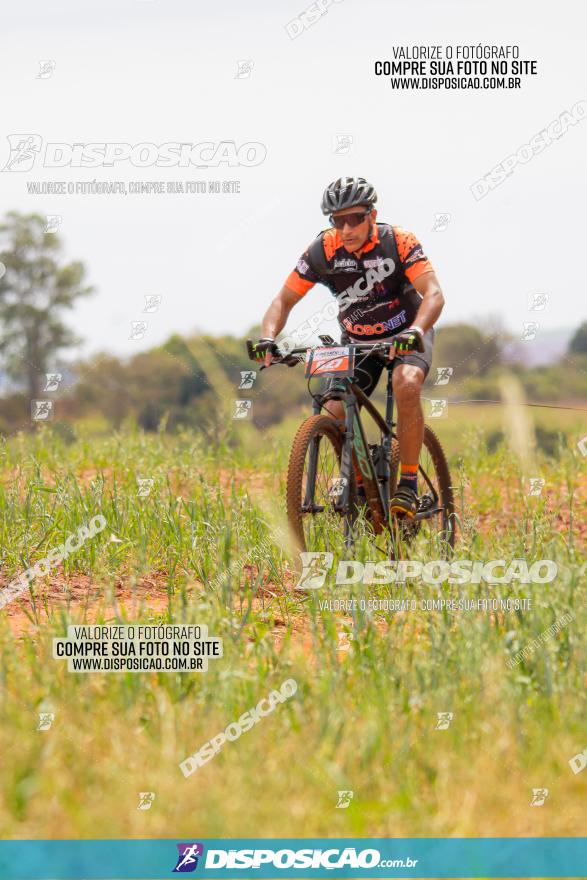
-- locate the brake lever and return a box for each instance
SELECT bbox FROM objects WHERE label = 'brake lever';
[246,339,301,369]
[259,353,299,370]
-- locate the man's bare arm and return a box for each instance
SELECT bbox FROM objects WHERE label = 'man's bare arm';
[261,285,301,339]
[260,285,301,364]
[410,271,445,333]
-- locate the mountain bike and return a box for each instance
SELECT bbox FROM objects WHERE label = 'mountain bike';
[247,337,455,556]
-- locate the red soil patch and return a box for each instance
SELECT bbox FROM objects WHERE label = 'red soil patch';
[463,472,587,545]
[2,471,585,638]
[1,571,177,637]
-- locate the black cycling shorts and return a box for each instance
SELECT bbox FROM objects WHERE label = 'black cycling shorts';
[324,328,434,398]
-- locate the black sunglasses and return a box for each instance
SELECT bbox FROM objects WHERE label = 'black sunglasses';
[329,210,371,230]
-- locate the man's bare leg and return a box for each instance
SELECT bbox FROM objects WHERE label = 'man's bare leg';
[391,363,425,515]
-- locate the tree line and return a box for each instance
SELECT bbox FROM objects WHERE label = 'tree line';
[0,211,585,435]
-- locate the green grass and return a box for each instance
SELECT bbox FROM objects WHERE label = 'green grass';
[0,411,585,840]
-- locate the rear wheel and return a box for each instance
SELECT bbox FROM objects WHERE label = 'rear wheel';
[286,415,357,553]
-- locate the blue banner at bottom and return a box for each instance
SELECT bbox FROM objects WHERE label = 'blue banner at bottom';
[0,838,585,879]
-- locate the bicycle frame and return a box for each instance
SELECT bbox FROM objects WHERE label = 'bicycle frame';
[308,359,396,536]
[307,361,447,543]
[247,337,448,546]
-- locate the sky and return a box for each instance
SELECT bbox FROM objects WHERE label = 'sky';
[1,0,586,358]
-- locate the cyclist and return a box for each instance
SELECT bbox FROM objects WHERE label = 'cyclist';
[253,176,445,518]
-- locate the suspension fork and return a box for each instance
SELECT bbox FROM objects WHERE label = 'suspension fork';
[302,396,322,509]
[303,395,354,512]
[343,394,387,532]
[338,393,356,509]
[379,366,396,519]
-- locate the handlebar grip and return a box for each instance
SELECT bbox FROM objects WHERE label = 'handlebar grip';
[246,339,256,361]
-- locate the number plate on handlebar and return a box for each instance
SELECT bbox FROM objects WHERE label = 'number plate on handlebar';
[304,345,356,378]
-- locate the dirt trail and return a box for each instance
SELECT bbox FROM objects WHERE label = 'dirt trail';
[2,472,585,638]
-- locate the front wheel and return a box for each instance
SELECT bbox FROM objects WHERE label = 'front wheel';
[286,414,357,553]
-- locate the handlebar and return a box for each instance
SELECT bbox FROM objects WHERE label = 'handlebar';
[246,339,398,370]
[246,339,300,369]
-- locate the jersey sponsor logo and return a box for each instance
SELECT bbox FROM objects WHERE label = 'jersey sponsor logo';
[363,257,384,269]
[355,297,401,317]
[336,258,396,309]
[296,258,310,274]
[343,309,407,336]
[333,258,357,271]
[404,245,425,266]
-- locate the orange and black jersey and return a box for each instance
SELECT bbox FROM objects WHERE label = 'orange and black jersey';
[285,223,434,341]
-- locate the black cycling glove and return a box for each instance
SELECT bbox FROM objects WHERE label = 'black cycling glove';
[252,337,279,362]
[393,327,425,354]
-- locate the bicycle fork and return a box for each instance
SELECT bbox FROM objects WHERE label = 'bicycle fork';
[337,393,387,536]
